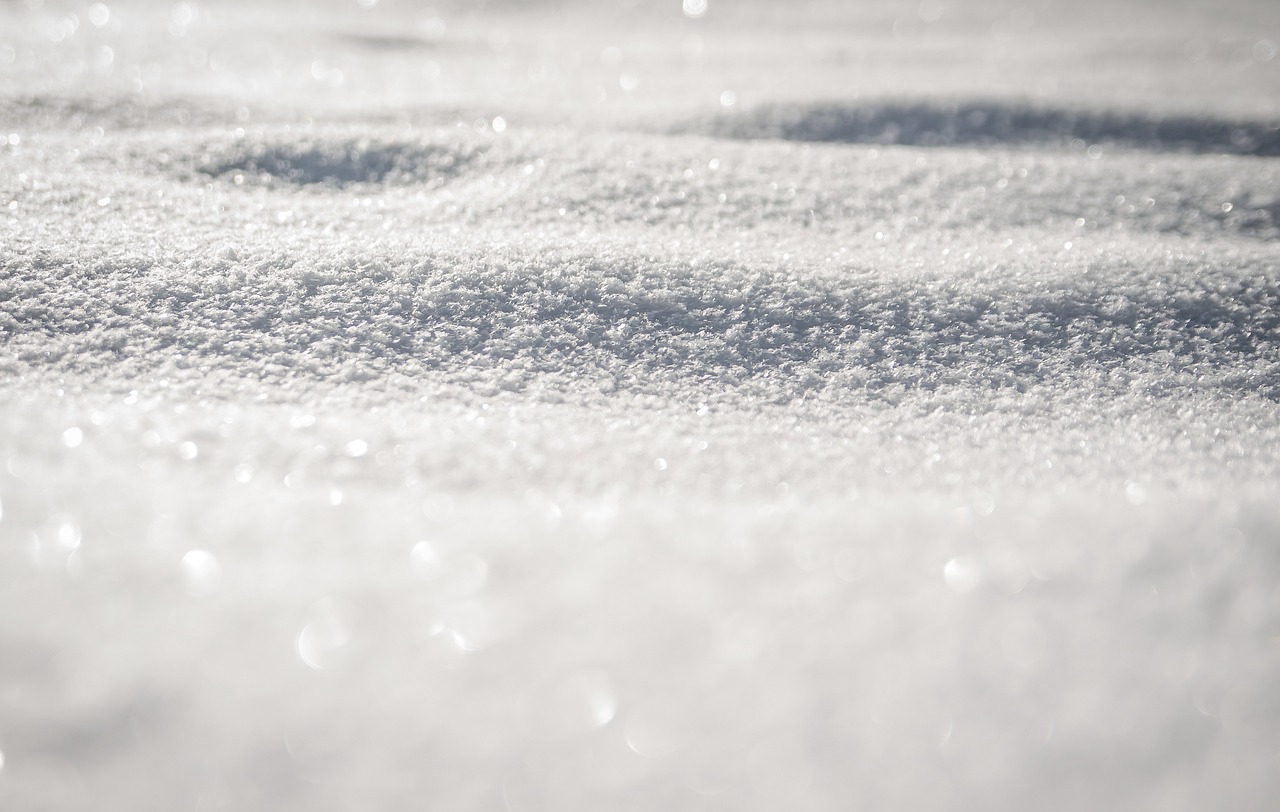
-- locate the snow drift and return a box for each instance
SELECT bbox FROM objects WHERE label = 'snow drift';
[1,0,1279,810]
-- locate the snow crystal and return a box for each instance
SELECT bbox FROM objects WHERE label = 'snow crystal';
[682,0,708,20]
[943,555,982,593]
[181,549,222,597]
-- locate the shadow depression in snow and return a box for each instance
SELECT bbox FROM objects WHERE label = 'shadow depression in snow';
[200,138,488,187]
[698,101,1280,156]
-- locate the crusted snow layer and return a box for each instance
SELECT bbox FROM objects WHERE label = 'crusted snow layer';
[1,1,1279,811]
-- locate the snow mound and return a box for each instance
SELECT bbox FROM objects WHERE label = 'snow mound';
[697,101,1280,155]
[5,244,1277,399]
[200,137,489,187]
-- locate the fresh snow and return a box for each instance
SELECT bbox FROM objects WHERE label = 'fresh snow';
[1,0,1279,810]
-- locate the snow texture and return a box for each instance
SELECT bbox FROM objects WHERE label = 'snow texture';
[1,1,1279,810]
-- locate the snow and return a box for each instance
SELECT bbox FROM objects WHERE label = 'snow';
[1,0,1279,810]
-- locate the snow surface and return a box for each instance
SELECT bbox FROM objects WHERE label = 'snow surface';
[2,0,1279,810]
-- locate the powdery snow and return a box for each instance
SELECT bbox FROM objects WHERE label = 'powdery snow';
[1,1,1279,810]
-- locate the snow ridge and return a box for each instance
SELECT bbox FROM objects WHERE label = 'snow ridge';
[3,244,1276,399]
